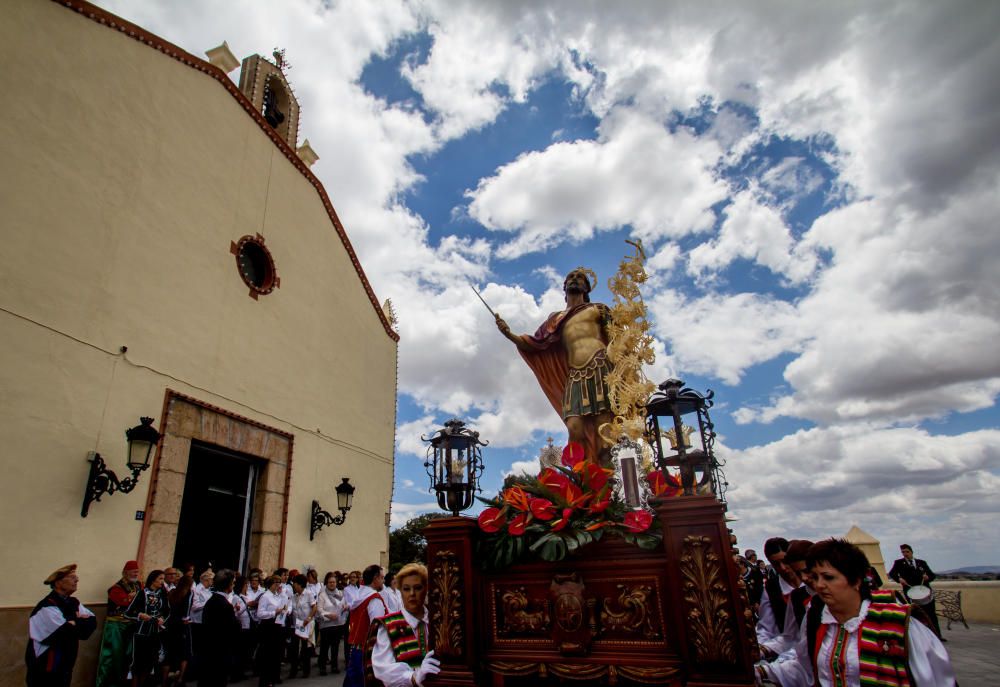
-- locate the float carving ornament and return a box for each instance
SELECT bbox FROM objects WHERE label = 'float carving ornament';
[429,550,463,656]
[489,661,679,683]
[679,535,737,664]
[601,583,662,640]
[500,587,550,634]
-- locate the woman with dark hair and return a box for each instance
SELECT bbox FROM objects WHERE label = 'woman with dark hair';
[198,569,240,687]
[124,570,169,687]
[230,576,253,682]
[757,539,955,686]
[254,576,288,687]
[163,574,194,687]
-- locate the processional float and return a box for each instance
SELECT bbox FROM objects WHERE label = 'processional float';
[423,243,757,686]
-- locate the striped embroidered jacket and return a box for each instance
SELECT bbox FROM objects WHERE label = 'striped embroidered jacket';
[380,611,427,667]
[811,601,913,687]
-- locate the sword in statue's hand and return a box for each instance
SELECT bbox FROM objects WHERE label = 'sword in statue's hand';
[471,285,517,341]
[470,284,497,318]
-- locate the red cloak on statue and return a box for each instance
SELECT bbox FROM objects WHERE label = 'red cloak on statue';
[518,302,609,462]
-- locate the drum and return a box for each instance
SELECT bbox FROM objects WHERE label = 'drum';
[907,585,934,605]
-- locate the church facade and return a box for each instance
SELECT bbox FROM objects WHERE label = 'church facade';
[0,0,398,680]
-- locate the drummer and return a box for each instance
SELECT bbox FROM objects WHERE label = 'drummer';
[888,543,943,639]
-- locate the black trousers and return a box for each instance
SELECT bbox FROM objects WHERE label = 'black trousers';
[317,624,347,671]
[287,636,313,677]
[255,620,281,687]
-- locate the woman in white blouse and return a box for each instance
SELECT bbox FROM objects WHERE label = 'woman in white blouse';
[370,563,440,687]
[316,571,349,675]
[254,575,289,687]
[759,539,955,687]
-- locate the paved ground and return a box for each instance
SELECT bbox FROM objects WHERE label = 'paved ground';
[942,622,1000,686]
[271,624,1000,685]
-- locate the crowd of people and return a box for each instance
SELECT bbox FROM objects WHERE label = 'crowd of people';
[27,559,439,687]
[27,538,958,687]
[745,538,956,687]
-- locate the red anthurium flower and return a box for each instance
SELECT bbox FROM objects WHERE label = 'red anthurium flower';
[578,462,611,492]
[508,512,529,536]
[623,510,654,533]
[539,468,584,506]
[478,507,506,533]
[550,507,574,532]
[539,467,569,491]
[588,490,611,514]
[529,497,556,521]
[561,441,585,468]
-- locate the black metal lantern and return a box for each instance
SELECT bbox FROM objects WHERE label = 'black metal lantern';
[125,416,160,471]
[645,379,725,499]
[81,416,161,517]
[311,477,355,540]
[422,418,487,516]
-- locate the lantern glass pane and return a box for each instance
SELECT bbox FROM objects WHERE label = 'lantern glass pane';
[127,440,153,470]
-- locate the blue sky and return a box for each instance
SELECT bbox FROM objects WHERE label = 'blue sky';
[101,0,1000,569]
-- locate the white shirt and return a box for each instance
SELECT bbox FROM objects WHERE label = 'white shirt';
[351,585,388,624]
[756,576,800,650]
[29,599,95,657]
[372,606,429,687]
[293,590,316,640]
[243,585,265,622]
[381,587,402,614]
[189,583,213,624]
[316,586,348,628]
[256,589,288,624]
[762,599,956,686]
[306,582,322,601]
[343,585,361,608]
[229,591,250,631]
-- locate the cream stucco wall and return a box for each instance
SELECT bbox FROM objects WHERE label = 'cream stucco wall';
[0,0,396,608]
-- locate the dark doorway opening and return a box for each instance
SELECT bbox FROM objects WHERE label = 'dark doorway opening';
[174,442,259,574]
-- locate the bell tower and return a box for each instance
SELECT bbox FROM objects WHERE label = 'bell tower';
[237,49,300,149]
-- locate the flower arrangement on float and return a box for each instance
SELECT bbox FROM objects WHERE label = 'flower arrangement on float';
[475,441,683,568]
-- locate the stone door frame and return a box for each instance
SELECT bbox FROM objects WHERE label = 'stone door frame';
[136,389,293,573]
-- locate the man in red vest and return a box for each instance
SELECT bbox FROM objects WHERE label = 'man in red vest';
[345,564,387,687]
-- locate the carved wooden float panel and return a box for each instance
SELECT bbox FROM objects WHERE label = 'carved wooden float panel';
[424,496,756,686]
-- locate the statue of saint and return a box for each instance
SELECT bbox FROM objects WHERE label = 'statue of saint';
[495,268,613,464]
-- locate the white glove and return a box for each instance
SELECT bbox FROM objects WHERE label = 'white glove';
[413,650,441,686]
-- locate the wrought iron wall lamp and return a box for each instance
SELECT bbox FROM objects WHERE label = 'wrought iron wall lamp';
[310,477,355,540]
[81,416,161,517]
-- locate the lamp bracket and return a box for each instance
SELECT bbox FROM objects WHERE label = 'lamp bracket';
[310,500,347,540]
[81,452,146,517]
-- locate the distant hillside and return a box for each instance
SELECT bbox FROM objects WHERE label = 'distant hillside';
[940,565,1000,575]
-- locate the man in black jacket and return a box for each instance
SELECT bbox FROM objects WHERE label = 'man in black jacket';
[888,543,943,639]
[743,549,765,610]
[199,568,241,686]
[26,564,98,687]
